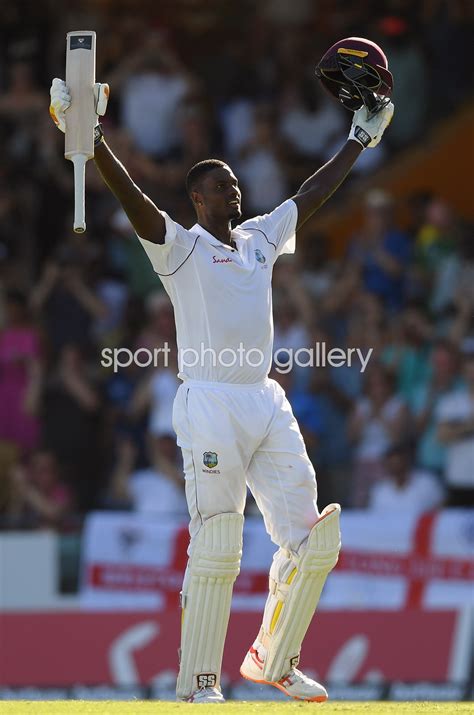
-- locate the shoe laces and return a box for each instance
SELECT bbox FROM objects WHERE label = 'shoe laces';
[197,686,221,697]
[280,667,312,686]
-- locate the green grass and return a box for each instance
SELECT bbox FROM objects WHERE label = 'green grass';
[0,702,471,714]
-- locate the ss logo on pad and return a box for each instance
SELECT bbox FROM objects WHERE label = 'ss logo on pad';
[197,673,217,688]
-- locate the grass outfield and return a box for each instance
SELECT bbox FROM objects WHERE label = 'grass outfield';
[0,703,471,714]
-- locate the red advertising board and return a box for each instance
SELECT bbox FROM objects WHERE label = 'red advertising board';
[0,609,469,687]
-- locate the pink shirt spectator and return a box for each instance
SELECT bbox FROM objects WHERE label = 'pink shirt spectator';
[0,326,41,451]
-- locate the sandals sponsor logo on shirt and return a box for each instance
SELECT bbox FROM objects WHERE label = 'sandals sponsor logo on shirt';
[255,249,266,264]
[203,451,220,474]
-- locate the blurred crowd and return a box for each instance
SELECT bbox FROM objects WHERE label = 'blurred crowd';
[0,0,473,530]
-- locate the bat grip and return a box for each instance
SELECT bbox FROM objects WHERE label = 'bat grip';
[71,154,87,233]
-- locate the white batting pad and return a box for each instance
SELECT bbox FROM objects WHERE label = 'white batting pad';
[176,512,244,699]
[260,504,341,681]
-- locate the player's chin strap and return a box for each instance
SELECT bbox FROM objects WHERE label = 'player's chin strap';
[257,504,341,682]
[176,512,244,699]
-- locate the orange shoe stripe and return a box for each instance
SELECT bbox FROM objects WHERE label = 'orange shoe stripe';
[240,669,328,703]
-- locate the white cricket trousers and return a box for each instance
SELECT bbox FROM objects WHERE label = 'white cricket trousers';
[172,378,320,553]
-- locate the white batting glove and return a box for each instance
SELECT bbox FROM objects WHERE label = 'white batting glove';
[348,101,394,149]
[49,77,109,133]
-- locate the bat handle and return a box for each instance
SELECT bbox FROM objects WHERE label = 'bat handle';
[71,154,88,233]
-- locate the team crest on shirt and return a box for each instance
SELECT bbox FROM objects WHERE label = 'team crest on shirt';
[203,451,220,473]
[255,249,266,264]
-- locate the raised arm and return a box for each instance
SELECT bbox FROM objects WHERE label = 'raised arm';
[293,141,362,229]
[93,138,165,243]
[49,78,165,244]
[292,103,394,230]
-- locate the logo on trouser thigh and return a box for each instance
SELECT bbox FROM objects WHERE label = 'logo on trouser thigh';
[197,673,217,688]
[203,451,220,473]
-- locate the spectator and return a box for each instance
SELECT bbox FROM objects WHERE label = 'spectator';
[273,301,310,358]
[108,205,165,300]
[40,343,103,510]
[5,449,74,529]
[261,0,313,27]
[135,291,176,353]
[422,0,474,115]
[348,190,411,312]
[30,247,107,355]
[302,363,355,507]
[411,339,460,475]
[0,441,20,527]
[415,197,457,306]
[219,77,257,159]
[449,284,474,349]
[382,305,433,401]
[343,291,386,356]
[377,16,428,147]
[297,233,338,303]
[131,365,180,440]
[0,290,42,453]
[103,355,149,466]
[166,107,221,185]
[238,105,289,214]
[108,434,187,516]
[92,268,129,348]
[348,364,409,507]
[437,345,474,506]
[0,60,44,163]
[279,79,345,163]
[369,441,444,513]
[431,222,474,326]
[109,32,192,158]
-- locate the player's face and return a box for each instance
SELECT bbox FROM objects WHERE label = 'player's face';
[198,167,242,220]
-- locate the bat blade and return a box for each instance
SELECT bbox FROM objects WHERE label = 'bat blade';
[65,30,96,233]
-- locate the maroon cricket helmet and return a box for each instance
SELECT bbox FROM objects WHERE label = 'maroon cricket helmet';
[315,37,393,116]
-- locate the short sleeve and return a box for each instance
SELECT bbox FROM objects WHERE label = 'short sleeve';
[136,212,197,276]
[240,199,298,261]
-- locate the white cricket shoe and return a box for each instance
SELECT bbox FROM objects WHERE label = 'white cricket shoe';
[179,686,225,703]
[240,648,328,702]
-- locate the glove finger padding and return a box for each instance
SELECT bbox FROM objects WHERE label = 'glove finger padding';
[50,77,69,97]
[49,78,71,133]
[49,78,109,133]
[94,83,109,116]
[349,101,394,149]
[367,101,394,148]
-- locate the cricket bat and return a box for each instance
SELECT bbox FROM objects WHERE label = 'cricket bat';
[65,31,96,233]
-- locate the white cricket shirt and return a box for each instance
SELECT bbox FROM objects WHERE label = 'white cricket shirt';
[369,470,444,513]
[436,389,474,488]
[137,199,297,383]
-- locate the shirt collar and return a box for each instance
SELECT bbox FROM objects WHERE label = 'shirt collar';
[191,223,252,248]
